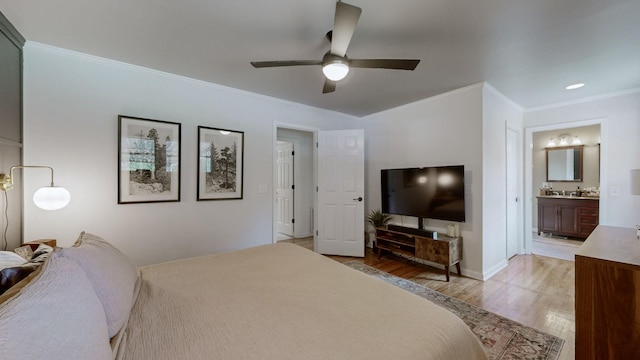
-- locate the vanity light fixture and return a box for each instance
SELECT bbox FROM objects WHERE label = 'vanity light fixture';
[0,165,71,210]
[571,136,582,145]
[546,133,582,148]
[558,136,569,146]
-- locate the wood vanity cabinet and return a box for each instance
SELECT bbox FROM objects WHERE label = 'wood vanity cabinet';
[537,196,599,239]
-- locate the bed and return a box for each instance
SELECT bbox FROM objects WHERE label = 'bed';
[0,232,487,360]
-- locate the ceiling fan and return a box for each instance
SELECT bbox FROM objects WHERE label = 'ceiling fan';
[250,1,420,94]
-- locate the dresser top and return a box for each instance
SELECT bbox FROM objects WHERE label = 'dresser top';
[576,225,640,268]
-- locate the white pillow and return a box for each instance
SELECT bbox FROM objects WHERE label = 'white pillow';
[59,232,138,337]
[0,251,112,360]
[0,251,27,271]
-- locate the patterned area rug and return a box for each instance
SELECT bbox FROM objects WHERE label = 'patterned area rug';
[344,261,564,360]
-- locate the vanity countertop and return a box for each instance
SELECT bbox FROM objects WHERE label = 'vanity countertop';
[536,195,599,200]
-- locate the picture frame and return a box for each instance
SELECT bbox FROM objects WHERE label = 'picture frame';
[197,126,244,200]
[118,115,181,204]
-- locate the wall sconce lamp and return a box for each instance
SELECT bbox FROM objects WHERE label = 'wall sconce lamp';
[0,166,71,210]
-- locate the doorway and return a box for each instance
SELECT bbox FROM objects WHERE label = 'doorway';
[524,119,606,256]
[275,128,314,241]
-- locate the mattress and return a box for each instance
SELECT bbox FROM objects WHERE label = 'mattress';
[120,243,487,360]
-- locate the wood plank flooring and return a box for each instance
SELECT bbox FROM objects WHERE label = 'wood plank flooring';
[282,238,575,360]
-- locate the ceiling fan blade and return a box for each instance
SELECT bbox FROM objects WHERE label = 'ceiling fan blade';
[349,59,420,70]
[251,60,322,68]
[322,79,337,93]
[331,2,362,57]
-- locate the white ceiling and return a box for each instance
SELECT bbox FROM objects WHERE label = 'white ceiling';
[1,0,638,116]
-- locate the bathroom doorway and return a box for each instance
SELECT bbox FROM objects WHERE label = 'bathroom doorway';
[524,119,606,257]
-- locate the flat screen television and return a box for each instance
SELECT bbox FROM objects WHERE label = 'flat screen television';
[381,165,465,225]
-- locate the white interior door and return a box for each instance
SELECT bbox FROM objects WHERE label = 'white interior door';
[317,129,365,257]
[276,141,294,237]
[506,128,520,258]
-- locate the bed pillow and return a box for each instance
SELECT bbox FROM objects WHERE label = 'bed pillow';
[59,232,138,338]
[0,251,112,360]
[0,251,27,270]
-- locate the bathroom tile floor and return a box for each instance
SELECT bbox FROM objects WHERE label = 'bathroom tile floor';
[531,232,583,261]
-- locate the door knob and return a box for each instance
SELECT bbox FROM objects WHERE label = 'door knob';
[353,197,363,202]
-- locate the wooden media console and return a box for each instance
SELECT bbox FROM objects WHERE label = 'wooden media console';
[375,227,462,282]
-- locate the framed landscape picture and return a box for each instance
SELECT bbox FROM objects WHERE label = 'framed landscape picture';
[118,115,181,204]
[197,126,244,200]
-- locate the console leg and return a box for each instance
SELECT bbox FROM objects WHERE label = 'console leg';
[455,262,461,276]
[445,265,450,282]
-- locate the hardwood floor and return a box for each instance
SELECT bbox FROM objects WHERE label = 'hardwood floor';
[282,238,575,360]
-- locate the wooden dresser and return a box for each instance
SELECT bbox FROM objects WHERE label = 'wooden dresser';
[575,225,640,359]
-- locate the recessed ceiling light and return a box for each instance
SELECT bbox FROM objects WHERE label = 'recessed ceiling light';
[565,83,585,90]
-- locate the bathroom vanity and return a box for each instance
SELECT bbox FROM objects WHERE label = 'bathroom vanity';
[537,195,599,239]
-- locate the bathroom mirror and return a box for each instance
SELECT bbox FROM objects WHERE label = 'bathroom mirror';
[546,145,583,182]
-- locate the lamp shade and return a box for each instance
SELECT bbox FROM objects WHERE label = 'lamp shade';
[632,169,640,195]
[33,186,71,210]
[322,62,349,81]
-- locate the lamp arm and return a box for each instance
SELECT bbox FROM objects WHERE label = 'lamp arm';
[1,165,56,191]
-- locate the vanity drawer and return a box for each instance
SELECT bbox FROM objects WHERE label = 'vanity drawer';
[579,207,598,216]
[580,216,598,226]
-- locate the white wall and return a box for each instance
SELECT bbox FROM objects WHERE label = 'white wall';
[524,91,640,229]
[22,42,359,266]
[362,84,485,279]
[481,84,523,276]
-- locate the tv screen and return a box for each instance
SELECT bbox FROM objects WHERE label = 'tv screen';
[381,165,465,222]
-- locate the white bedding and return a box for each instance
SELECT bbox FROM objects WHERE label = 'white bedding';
[120,243,487,360]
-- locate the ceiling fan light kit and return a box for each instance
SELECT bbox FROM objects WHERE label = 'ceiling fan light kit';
[322,59,350,81]
[250,1,420,93]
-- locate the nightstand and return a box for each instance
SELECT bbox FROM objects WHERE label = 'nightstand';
[22,239,57,251]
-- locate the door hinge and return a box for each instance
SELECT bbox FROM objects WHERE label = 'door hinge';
[316,230,318,236]
[316,186,318,192]
[291,151,295,156]
[292,184,295,190]
[316,142,318,148]
[292,219,295,224]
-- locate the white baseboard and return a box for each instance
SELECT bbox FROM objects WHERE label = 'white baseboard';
[481,260,509,281]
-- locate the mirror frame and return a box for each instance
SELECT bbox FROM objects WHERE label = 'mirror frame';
[546,145,584,182]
